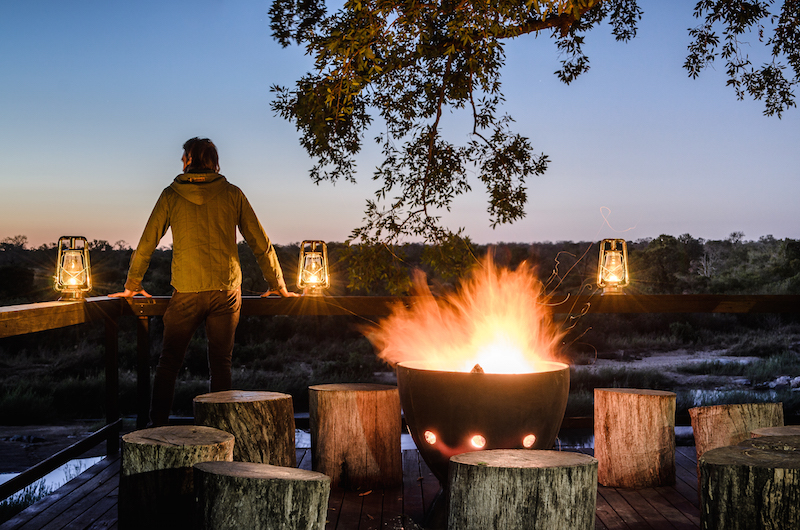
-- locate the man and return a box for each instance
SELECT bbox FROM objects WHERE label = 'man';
[111,137,297,426]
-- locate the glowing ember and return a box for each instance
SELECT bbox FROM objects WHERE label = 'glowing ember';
[523,434,537,448]
[364,256,563,373]
[424,431,437,445]
[471,435,486,448]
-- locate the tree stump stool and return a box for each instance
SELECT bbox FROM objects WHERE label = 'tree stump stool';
[194,390,296,467]
[194,460,331,530]
[448,449,598,530]
[700,435,800,530]
[689,402,783,482]
[309,383,402,488]
[119,425,234,530]
[594,388,676,488]
[751,425,800,438]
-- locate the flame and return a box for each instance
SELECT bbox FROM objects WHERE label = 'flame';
[364,256,563,373]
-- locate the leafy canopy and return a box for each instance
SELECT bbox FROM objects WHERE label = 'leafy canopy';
[269,0,798,282]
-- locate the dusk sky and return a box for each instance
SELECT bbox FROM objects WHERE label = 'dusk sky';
[2,1,798,250]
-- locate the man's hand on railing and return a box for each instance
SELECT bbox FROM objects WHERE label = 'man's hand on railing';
[261,286,300,298]
[108,288,153,298]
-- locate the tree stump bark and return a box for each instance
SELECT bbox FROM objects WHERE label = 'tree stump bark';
[119,425,234,530]
[448,449,597,530]
[594,388,676,488]
[689,402,783,482]
[194,460,331,530]
[309,383,402,489]
[751,425,800,438]
[700,435,800,530]
[194,390,296,467]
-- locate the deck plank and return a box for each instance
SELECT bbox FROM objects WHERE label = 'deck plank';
[32,465,118,530]
[2,456,120,530]
[400,450,425,525]
[3,445,703,530]
[615,489,676,530]
[335,489,364,530]
[325,486,346,530]
[296,448,313,471]
[380,485,403,529]
[359,488,383,530]
[652,486,701,527]
[594,488,631,530]
[597,487,650,529]
[417,457,440,517]
[637,487,698,530]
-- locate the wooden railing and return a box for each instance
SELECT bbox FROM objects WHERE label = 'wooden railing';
[1,293,799,499]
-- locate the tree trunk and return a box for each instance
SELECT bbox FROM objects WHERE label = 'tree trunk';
[447,449,597,530]
[309,383,402,489]
[700,435,800,530]
[194,460,331,530]
[594,388,676,488]
[690,402,783,483]
[594,388,675,488]
[751,425,800,438]
[194,390,296,467]
[119,425,234,530]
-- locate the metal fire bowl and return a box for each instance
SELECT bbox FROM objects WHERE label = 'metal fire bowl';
[397,360,570,485]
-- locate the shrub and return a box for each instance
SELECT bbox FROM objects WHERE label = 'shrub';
[728,335,793,358]
[51,376,106,419]
[0,386,54,424]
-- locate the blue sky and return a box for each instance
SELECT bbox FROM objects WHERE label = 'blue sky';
[2,1,798,249]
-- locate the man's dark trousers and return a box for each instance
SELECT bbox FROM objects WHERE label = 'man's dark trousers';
[149,288,241,427]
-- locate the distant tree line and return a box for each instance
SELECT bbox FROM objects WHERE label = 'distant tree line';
[1,232,799,305]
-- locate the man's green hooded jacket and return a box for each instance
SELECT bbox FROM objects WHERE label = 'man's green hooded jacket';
[124,171,285,293]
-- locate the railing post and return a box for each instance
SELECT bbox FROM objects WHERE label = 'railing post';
[104,314,120,455]
[137,316,151,429]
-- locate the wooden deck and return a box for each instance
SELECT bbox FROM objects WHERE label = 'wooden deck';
[2,446,701,529]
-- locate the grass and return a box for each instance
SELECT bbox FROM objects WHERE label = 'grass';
[0,481,51,524]
[727,334,798,358]
[569,366,678,392]
[676,350,800,385]
[0,458,94,525]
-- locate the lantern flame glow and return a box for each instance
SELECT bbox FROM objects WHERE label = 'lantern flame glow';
[597,239,629,292]
[364,256,563,374]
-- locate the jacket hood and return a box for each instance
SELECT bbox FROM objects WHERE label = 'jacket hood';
[170,171,228,205]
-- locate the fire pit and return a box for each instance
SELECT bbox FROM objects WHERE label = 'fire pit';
[363,257,571,487]
[397,360,570,484]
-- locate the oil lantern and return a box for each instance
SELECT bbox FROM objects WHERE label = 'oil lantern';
[54,236,91,299]
[597,238,629,294]
[297,240,329,295]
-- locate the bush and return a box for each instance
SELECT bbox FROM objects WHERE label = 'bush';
[51,376,106,419]
[728,335,793,358]
[0,387,54,424]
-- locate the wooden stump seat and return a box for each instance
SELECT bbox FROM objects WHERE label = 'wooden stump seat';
[700,435,800,530]
[751,424,800,438]
[689,402,783,480]
[194,460,331,530]
[594,388,676,488]
[119,425,234,530]
[448,449,598,530]
[194,390,296,467]
[309,383,402,489]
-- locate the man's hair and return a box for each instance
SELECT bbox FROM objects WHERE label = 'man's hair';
[183,137,220,172]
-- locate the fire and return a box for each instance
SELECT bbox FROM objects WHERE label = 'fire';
[365,256,563,373]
